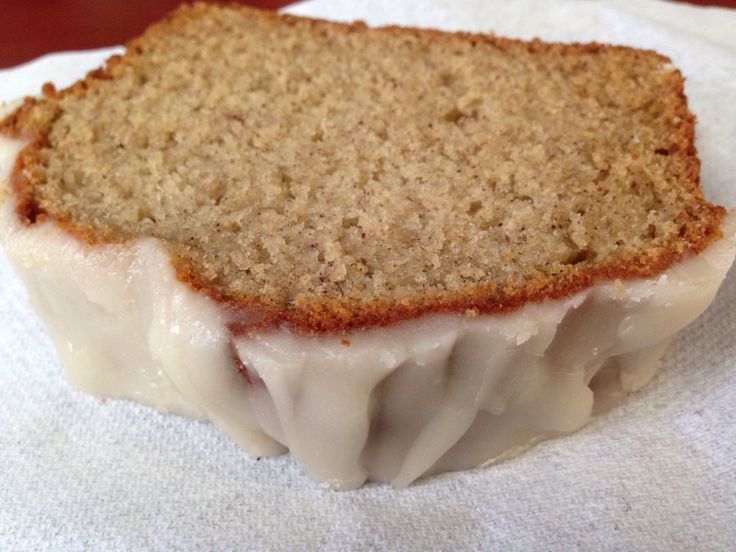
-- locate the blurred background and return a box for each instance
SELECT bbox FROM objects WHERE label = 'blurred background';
[1,0,734,69]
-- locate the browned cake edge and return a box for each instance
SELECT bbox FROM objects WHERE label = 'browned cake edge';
[0,2,725,335]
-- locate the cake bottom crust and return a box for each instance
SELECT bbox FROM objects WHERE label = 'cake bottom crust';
[2,131,734,489]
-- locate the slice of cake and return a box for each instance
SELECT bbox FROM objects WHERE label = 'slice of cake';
[0,3,733,489]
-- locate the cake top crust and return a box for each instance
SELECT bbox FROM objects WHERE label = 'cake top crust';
[1,3,724,333]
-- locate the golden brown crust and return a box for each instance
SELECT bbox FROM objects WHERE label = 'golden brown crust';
[0,2,726,335]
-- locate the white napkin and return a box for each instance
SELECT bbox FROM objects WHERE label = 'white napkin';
[1,1,735,549]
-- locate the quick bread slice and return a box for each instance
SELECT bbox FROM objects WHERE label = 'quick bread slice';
[0,3,733,488]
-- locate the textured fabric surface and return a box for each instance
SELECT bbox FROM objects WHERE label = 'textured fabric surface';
[1,1,735,550]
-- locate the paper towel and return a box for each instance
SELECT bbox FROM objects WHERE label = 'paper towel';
[1,0,735,550]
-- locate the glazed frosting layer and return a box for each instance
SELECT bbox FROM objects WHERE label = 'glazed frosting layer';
[1,128,734,489]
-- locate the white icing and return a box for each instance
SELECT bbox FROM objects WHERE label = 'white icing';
[1,129,734,489]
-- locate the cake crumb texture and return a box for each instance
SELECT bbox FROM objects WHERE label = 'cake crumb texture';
[2,3,724,332]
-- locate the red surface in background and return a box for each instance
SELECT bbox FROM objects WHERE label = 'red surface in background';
[0,0,292,69]
[0,0,734,69]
